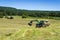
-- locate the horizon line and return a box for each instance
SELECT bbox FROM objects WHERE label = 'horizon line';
[0,6,60,11]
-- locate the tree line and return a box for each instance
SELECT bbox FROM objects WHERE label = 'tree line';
[0,6,60,18]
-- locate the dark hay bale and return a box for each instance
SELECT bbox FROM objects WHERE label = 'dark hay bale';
[5,33,12,36]
[28,23,32,26]
[9,16,14,19]
[5,16,14,19]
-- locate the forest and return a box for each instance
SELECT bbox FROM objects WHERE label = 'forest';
[0,6,60,18]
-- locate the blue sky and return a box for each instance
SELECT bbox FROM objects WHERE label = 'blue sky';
[0,0,60,11]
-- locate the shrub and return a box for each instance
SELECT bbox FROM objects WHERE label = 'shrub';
[0,12,4,18]
[54,17,60,20]
[22,15,26,18]
[48,17,54,19]
[0,15,3,18]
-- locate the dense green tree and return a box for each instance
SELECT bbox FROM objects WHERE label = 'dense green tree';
[0,12,4,18]
[0,6,60,18]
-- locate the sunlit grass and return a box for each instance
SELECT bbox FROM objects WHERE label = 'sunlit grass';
[0,16,60,40]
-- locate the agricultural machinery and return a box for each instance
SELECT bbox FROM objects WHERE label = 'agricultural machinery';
[28,20,50,28]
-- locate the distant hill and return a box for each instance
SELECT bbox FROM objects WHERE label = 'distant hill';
[0,6,60,17]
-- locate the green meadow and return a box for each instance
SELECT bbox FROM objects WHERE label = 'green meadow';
[0,16,60,40]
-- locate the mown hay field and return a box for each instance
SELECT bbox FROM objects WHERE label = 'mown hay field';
[0,16,60,40]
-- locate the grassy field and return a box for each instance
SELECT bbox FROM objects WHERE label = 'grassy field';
[0,16,60,40]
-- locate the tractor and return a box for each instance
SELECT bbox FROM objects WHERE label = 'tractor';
[28,20,50,28]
